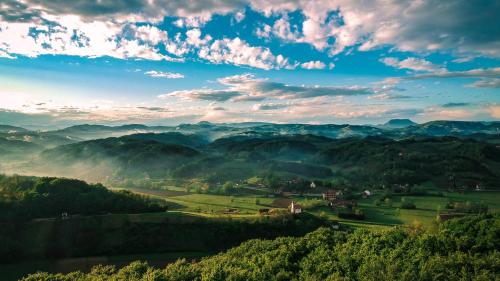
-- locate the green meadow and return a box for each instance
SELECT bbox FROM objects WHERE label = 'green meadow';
[119,186,500,229]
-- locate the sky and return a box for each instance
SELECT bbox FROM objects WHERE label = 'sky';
[0,0,499,128]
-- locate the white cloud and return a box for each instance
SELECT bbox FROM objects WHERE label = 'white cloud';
[411,67,500,79]
[380,67,500,89]
[0,17,176,61]
[0,49,15,59]
[172,16,212,28]
[0,0,244,23]
[0,14,294,69]
[255,24,271,39]
[368,93,411,100]
[234,11,245,23]
[186,28,212,47]
[300,60,326,70]
[198,37,292,70]
[272,15,301,42]
[161,73,373,102]
[252,103,289,111]
[1,0,498,60]
[380,57,444,72]
[468,78,500,89]
[250,1,500,58]
[159,89,241,102]
[144,70,185,79]
[133,25,168,45]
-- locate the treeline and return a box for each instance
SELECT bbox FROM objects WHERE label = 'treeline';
[0,175,166,221]
[22,214,499,281]
[0,212,324,263]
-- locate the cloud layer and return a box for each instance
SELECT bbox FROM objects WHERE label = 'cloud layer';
[1,0,499,69]
[160,74,373,102]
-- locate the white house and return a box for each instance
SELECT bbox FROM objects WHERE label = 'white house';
[362,190,372,198]
[290,201,302,214]
[310,181,317,188]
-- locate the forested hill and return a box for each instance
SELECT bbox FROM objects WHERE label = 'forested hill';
[22,214,499,281]
[0,175,165,221]
[33,137,200,180]
[31,134,500,189]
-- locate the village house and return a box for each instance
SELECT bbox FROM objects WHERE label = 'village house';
[310,181,316,188]
[290,201,302,214]
[322,189,342,201]
[328,199,357,209]
[362,190,372,198]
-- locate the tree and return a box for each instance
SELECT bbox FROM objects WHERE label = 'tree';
[223,181,235,194]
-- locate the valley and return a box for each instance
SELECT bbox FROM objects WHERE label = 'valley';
[0,120,499,280]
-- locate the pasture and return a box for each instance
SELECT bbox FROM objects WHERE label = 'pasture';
[124,185,500,229]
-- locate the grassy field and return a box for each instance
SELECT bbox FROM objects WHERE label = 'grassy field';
[296,191,500,228]
[124,186,500,230]
[120,187,276,215]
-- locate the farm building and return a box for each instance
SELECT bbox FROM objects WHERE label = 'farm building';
[290,201,302,214]
[362,190,372,198]
[322,189,342,201]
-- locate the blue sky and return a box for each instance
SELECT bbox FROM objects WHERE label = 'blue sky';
[0,0,499,128]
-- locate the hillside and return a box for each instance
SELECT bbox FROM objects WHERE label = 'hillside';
[0,138,42,158]
[35,137,200,180]
[0,175,166,222]
[22,214,499,281]
[0,125,28,133]
[0,130,77,162]
[404,120,500,136]
[317,136,500,188]
[48,124,172,140]
[122,132,209,148]
[23,133,500,189]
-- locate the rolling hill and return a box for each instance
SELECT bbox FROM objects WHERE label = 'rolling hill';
[34,137,201,180]
[24,132,500,189]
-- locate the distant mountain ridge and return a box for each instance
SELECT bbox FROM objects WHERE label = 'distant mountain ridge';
[45,120,499,140]
[382,119,417,128]
[0,125,28,133]
[1,120,499,163]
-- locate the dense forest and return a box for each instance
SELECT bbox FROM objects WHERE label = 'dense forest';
[22,214,499,281]
[0,212,324,263]
[24,134,500,189]
[0,175,166,222]
[2,121,500,189]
